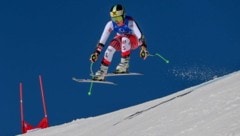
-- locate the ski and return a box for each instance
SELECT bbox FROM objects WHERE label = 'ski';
[106,72,143,77]
[72,77,116,85]
[90,72,143,77]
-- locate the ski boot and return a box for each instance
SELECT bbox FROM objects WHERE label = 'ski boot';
[92,65,108,81]
[115,57,130,74]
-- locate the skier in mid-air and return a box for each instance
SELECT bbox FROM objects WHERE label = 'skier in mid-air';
[90,4,149,81]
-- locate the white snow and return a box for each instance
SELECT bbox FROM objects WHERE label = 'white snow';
[19,70,240,136]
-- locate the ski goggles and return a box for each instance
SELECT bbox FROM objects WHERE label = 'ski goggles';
[111,16,123,22]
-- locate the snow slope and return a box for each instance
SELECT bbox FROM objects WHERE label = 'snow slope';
[20,71,240,136]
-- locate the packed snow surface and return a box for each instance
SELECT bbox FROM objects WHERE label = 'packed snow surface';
[20,71,240,136]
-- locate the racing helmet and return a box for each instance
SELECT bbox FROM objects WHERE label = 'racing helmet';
[110,4,125,22]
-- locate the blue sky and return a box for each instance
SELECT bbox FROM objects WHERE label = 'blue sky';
[1,0,240,135]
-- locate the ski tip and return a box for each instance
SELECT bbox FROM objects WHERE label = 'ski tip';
[72,77,77,81]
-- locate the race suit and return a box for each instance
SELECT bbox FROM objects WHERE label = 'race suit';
[98,16,144,66]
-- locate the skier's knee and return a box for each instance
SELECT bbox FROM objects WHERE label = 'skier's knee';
[121,37,131,52]
[121,37,130,44]
[104,46,116,62]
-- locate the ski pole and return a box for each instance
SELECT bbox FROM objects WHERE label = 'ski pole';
[148,52,170,64]
[88,62,94,96]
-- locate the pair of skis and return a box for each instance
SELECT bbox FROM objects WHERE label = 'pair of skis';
[72,72,143,85]
[72,52,170,85]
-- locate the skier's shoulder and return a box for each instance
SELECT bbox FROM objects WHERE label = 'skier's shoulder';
[106,20,114,27]
[125,15,135,21]
[106,20,112,25]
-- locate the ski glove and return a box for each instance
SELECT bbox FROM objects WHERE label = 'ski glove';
[139,36,148,60]
[90,43,104,63]
[140,46,149,60]
[90,52,99,62]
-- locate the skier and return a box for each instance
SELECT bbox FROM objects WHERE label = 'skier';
[90,4,149,81]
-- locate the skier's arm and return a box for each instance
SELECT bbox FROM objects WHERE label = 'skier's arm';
[132,21,148,59]
[90,21,113,62]
[132,21,142,41]
[99,21,113,45]
[96,21,113,54]
[131,21,146,45]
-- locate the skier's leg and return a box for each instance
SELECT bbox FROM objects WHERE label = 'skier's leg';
[101,46,117,66]
[121,37,131,58]
[115,34,139,73]
[115,37,131,73]
[93,46,116,81]
[93,38,122,81]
